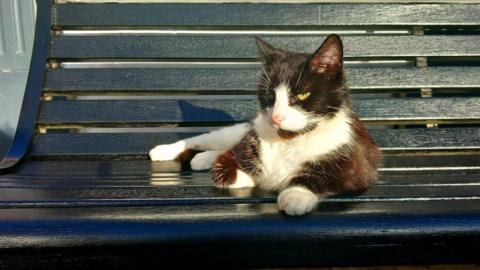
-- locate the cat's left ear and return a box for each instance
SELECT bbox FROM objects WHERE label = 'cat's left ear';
[309,34,343,76]
[255,36,282,64]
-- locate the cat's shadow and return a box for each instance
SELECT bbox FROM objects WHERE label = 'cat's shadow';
[177,100,236,123]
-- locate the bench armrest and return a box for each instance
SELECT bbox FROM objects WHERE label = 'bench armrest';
[0,0,51,170]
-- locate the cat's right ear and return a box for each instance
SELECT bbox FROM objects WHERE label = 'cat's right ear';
[255,36,278,63]
[309,34,343,76]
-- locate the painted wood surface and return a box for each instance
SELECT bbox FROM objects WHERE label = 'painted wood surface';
[44,66,480,93]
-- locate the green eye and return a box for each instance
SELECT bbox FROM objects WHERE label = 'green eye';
[296,92,311,101]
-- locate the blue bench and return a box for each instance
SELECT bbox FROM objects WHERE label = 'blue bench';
[0,1,479,268]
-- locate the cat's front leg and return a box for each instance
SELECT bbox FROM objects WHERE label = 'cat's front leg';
[149,123,251,161]
[278,172,334,216]
[210,150,256,188]
[277,186,320,216]
[149,141,187,161]
[190,150,222,170]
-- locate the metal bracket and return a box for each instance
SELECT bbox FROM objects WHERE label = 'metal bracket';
[38,127,47,134]
[416,57,428,67]
[413,26,425,36]
[48,59,61,69]
[421,88,433,98]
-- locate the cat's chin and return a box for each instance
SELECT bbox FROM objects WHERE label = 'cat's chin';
[276,123,318,140]
[277,129,301,140]
[270,123,299,140]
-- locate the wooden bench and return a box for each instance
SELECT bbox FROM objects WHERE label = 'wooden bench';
[1,1,479,268]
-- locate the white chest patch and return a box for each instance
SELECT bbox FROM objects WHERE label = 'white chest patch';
[252,109,353,191]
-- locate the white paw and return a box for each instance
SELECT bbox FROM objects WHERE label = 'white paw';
[277,186,318,216]
[190,151,221,171]
[149,141,186,161]
[227,170,256,188]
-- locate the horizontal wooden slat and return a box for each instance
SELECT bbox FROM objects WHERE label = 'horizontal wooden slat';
[30,128,480,157]
[1,201,480,222]
[44,67,480,93]
[0,182,479,208]
[37,97,480,126]
[54,4,480,26]
[6,155,480,179]
[2,171,480,187]
[0,183,478,209]
[2,163,480,186]
[50,35,480,59]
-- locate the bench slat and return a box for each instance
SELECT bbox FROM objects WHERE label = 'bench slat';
[0,183,479,208]
[38,97,480,126]
[50,35,480,59]
[54,4,480,26]
[30,128,480,157]
[2,170,480,186]
[6,155,480,178]
[45,66,480,93]
[1,201,480,218]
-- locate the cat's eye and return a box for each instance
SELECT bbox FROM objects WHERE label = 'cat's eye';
[296,92,311,101]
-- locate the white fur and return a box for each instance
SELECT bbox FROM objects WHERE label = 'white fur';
[149,123,250,161]
[278,186,319,216]
[270,84,308,131]
[190,150,222,170]
[184,123,251,150]
[149,141,186,161]
[217,170,256,189]
[253,108,353,191]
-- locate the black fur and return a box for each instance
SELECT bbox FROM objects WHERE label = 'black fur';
[212,35,380,214]
[256,35,349,120]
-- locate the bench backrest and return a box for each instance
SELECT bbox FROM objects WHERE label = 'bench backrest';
[9,1,480,164]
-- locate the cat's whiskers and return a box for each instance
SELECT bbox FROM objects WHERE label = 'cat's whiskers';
[295,62,307,89]
[261,66,272,85]
[257,81,270,87]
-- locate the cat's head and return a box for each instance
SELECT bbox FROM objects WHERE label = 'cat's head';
[255,34,349,139]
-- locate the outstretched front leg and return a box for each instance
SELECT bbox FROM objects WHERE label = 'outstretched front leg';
[149,123,251,170]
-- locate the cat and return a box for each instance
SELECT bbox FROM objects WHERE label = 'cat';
[150,34,381,216]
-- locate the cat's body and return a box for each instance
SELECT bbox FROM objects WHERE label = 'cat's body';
[150,35,380,215]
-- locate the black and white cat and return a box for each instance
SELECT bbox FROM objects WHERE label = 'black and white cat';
[150,34,380,216]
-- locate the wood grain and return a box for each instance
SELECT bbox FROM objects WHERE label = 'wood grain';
[29,128,480,157]
[37,97,480,126]
[44,66,480,93]
[53,3,480,26]
[50,35,480,59]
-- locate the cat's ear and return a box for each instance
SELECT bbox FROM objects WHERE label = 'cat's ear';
[255,36,279,63]
[309,34,343,76]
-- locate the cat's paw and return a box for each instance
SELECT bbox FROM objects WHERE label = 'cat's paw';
[227,170,256,188]
[211,151,256,188]
[278,186,318,216]
[149,141,186,161]
[190,151,221,171]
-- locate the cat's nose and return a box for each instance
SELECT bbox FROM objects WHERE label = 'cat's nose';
[272,114,284,125]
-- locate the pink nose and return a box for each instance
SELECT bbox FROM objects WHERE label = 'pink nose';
[272,114,284,125]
